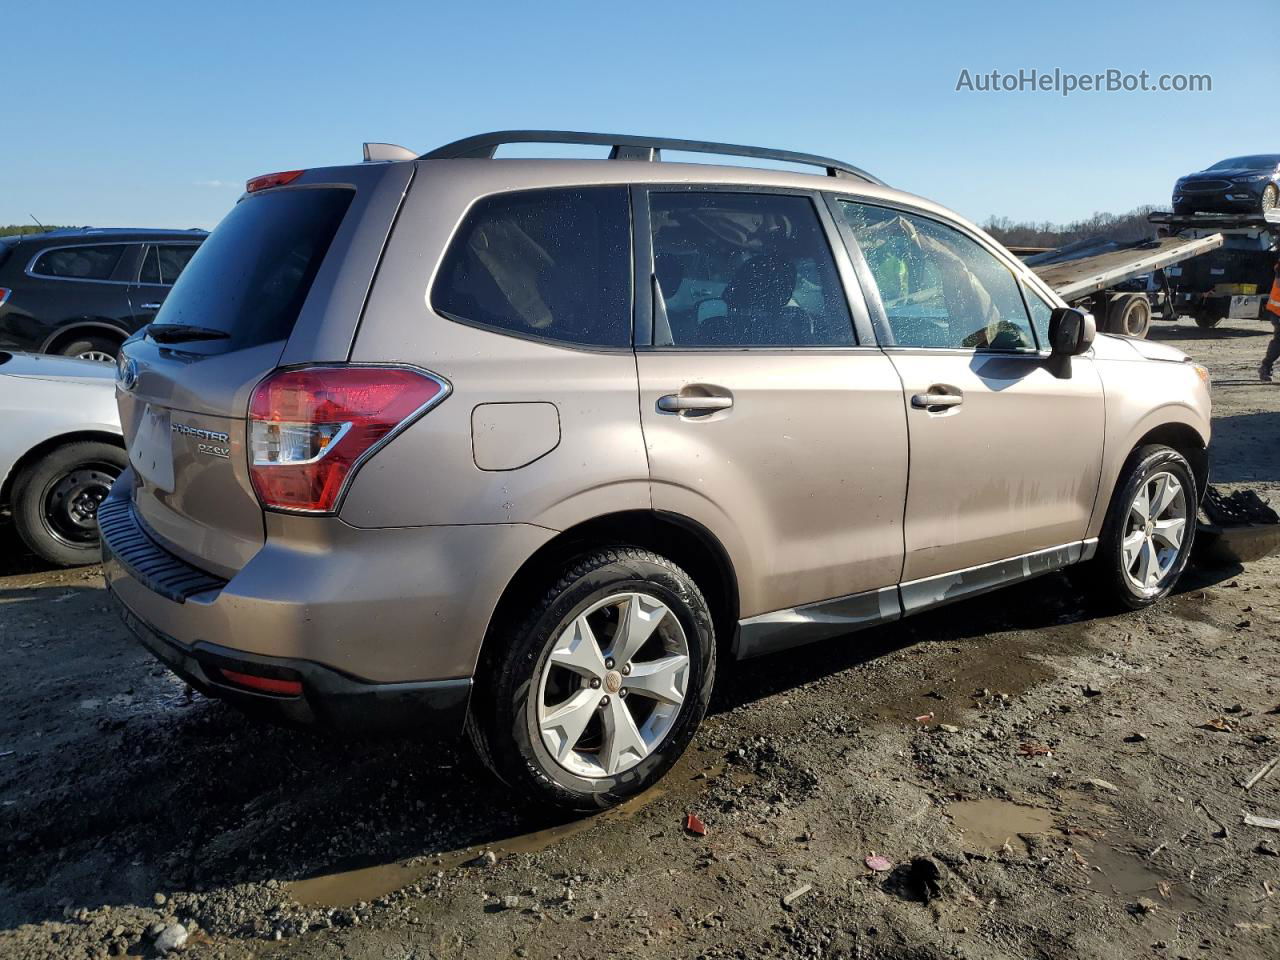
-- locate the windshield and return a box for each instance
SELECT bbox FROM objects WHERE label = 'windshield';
[151,187,353,350]
[1208,155,1280,170]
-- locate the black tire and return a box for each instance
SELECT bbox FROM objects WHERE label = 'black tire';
[11,441,128,566]
[55,335,120,363]
[1193,311,1222,329]
[1106,293,1152,338]
[468,547,716,810]
[1084,445,1197,611]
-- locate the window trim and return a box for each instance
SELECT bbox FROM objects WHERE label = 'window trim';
[632,183,878,352]
[428,184,637,354]
[823,193,1054,356]
[24,241,136,285]
[135,241,203,287]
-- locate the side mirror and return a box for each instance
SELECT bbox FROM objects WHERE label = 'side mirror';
[1048,306,1096,356]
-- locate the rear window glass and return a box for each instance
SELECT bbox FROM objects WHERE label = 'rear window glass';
[152,189,352,348]
[431,187,631,348]
[31,244,125,280]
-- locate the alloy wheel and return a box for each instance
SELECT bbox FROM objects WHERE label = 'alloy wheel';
[1263,184,1278,214]
[537,592,690,779]
[76,350,116,364]
[1122,470,1188,592]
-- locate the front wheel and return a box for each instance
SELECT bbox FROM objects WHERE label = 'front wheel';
[1087,445,1197,610]
[469,548,716,810]
[1262,183,1278,215]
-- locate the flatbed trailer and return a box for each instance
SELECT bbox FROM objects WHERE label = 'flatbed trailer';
[1148,210,1279,328]
[1022,233,1224,337]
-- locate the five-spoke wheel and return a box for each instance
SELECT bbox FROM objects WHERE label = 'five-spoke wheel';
[1122,470,1188,592]
[537,592,690,778]
[469,548,714,810]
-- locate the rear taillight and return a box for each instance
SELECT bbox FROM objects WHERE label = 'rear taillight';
[0,287,11,306]
[248,366,449,513]
[245,169,304,193]
[217,668,303,697]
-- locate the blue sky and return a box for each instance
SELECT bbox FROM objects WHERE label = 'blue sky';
[5,0,1273,231]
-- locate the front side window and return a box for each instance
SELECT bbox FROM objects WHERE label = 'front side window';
[838,201,1035,351]
[432,187,631,348]
[1024,285,1054,347]
[649,192,853,347]
[31,244,125,281]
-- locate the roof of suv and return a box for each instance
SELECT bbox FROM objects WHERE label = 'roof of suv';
[352,131,974,240]
[1,227,208,247]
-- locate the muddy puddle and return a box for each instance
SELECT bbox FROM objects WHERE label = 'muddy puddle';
[287,757,726,908]
[946,797,1055,853]
[1071,837,1197,911]
[945,798,1197,911]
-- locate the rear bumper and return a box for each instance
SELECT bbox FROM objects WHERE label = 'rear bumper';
[100,472,555,734]
[109,589,472,735]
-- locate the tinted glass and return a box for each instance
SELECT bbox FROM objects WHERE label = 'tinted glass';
[432,187,631,347]
[158,244,199,284]
[139,246,161,284]
[153,189,352,348]
[1208,155,1280,170]
[839,201,1035,350]
[649,192,853,347]
[31,244,125,281]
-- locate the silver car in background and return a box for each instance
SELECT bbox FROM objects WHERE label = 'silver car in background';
[0,351,125,565]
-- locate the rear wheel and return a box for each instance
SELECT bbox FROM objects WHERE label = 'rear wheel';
[1192,308,1222,329]
[1085,445,1196,610]
[469,548,715,810]
[11,441,127,566]
[56,335,120,364]
[1106,293,1152,338]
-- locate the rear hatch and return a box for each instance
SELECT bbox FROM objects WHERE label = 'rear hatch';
[115,161,413,578]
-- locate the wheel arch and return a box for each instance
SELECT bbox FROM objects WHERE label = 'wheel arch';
[477,509,741,673]
[0,430,126,508]
[1133,421,1209,501]
[40,321,132,356]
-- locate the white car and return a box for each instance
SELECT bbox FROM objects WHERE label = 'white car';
[0,351,124,565]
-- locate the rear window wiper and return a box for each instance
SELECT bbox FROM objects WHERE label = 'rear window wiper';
[147,324,232,343]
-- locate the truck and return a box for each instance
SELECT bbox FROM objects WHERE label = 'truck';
[1018,232,1224,338]
[1148,210,1280,328]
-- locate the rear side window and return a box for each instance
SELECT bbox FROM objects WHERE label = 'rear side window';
[648,192,853,347]
[139,244,201,285]
[432,187,631,348]
[153,189,352,348]
[30,244,125,281]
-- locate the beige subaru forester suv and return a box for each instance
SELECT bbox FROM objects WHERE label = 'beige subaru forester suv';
[102,132,1211,809]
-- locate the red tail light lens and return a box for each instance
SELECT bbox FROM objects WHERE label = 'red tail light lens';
[248,366,449,513]
[218,668,303,697]
[245,169,304,193]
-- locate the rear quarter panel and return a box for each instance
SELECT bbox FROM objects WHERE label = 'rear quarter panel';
[339,164,651,531]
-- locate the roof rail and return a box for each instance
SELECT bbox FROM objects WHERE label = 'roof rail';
[419,130,884,185]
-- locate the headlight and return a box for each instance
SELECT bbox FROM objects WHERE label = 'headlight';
[1231,174,1269,182]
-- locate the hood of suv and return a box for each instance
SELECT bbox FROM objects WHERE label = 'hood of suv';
[1093,333,1188,363]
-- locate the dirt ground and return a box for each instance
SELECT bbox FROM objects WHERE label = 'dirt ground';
[2,316,1278,960]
